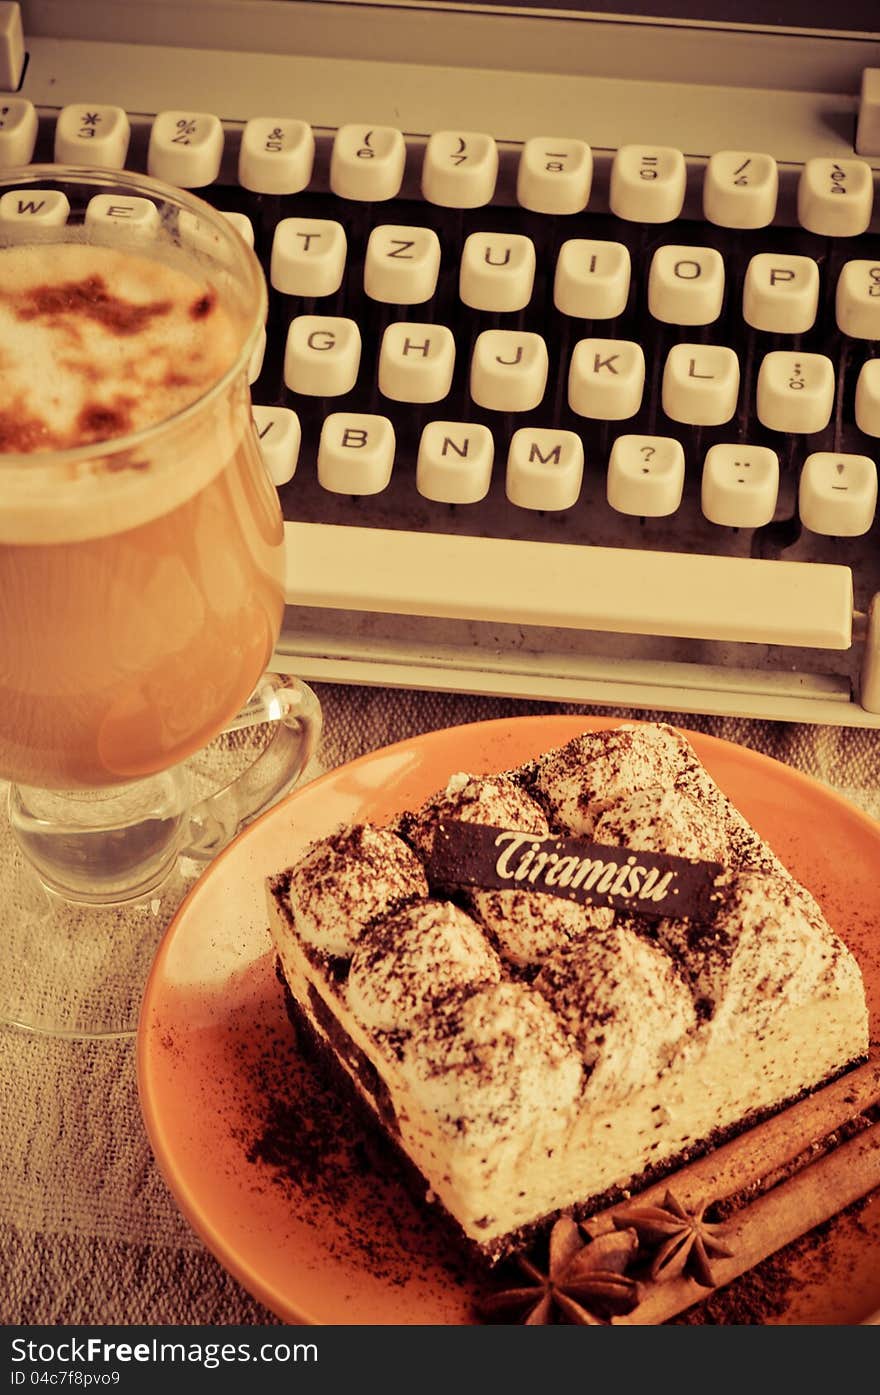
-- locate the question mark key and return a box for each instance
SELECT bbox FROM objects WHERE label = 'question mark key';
[607,434,685,516]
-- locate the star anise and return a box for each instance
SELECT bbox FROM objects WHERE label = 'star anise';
[612,1189,734,1287]
[478,1216,641,1325]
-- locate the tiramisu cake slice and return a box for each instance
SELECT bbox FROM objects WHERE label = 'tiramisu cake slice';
[265,723,869,1265]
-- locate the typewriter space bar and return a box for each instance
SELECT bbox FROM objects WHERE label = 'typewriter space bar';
[283,523,854,650]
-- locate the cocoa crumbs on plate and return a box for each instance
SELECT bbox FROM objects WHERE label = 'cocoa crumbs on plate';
[235,1013,473,1290]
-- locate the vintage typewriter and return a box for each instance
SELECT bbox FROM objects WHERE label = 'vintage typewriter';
[3,0,880,724]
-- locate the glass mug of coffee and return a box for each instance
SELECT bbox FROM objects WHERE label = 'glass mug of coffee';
[0,165,321,1039]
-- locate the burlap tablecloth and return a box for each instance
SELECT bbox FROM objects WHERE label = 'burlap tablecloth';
[2,682,879,1325]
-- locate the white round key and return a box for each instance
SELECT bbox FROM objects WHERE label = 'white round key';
[238,118,315,194]
[835,261,880,339]
[416,421,494,503]
[330,124,406,201]
[516,137,592,214]
[318,414,395,495]
[270,218,347,297]
[799,453,877,536]
[459,232,536,312]
[607,435,685,517]
[421,131,498,208]
[0,98,38,166]
[568,338,645,419]
[506,429,584,511]
[147,111,224,187]
[609,145,686,223]
[701,444,779,527]
[252,405,301,486]
[0,188,69,227]
[554,239,631,320]
[797,158,873,236]
[54,104,130,169]
[85,194,160,239]
[470,331,548,412]
[220,210,255,247]
[284,316,361,396]
[855,359,880,437]
[364,225,441,305]
[703,151,778,229]
[378,322,455,403]
[662,345,740,426]
[756,352,834,434]
[742,253,819,334]
[648,245,725,326]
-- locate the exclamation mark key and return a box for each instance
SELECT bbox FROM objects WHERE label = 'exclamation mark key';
[799,452,878,535]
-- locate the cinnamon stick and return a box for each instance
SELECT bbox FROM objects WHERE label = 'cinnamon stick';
[614,1118,880,1325]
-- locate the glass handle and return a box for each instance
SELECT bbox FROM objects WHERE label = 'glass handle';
[182,674,322,861]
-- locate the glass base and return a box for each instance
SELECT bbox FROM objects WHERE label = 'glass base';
[0,821,194,1040]
[0,717,316,1040]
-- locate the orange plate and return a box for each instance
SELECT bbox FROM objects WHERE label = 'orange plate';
[137,716,880,1325]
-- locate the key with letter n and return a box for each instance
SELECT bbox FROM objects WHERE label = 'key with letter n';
[417,421,494,503]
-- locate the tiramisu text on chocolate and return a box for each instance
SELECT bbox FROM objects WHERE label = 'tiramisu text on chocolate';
[427,821,726,921]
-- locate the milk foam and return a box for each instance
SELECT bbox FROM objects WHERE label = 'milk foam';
[0,242,247,543]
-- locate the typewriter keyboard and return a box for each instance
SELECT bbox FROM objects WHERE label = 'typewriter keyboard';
[4,101,880,717]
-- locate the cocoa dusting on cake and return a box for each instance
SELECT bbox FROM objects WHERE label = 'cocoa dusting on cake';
[284,824,429,959]
[404,772,549,860]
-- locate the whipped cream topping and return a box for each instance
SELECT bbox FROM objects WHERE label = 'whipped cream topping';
[405,772,548,859]
[656,872,865,1037]
[593,786,729,862]
[394,981,584,1150]
[347,900,501,1032]
[535,927,698,1096]
[286,824,428,957]
[469,886,614,967]
[532,722,695,835]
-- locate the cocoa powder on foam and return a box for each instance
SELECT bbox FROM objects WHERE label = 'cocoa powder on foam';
[0,242,247,543]
[0,243,239,454]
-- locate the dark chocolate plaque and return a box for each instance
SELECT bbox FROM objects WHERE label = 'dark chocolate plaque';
[426,822,727,922]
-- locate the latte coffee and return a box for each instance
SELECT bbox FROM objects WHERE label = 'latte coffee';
[0,241,284,788]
